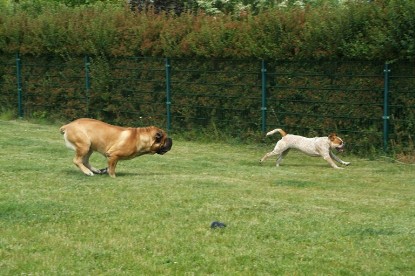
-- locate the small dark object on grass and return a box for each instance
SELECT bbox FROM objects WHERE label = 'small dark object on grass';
[211,221,226,229]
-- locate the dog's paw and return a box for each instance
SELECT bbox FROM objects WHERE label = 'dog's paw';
[343,162,351,166]
[98,168,108,174]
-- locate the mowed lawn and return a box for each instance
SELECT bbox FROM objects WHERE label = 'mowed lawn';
[0,119,414,275]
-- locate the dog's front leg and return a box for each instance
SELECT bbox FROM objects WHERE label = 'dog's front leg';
[329,151,351,166]
[106,155,119,178]
[323,155,343,169]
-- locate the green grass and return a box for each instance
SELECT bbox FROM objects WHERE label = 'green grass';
[1,119,414,275]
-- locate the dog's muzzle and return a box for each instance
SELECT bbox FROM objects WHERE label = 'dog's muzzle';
[336,142,345,152]
[157,138,173,155]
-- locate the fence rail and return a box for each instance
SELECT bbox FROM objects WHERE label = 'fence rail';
[0,54,414,155]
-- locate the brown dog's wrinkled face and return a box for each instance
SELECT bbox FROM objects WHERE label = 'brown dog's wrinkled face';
[328,133,345,152]
[151,129,173,155]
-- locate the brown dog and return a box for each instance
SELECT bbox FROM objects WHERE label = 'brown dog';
[60,118,172,177]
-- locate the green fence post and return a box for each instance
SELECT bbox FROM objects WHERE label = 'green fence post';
[84,55,91,116]
[383,63,390,152]
[16,53,23,118]
[261,60,267,133]
[165,58,171,132]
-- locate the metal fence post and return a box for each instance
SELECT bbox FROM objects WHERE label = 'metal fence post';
[261,60,267,133]
[165,58,172,132]
[84,55,91,116]
[16,53,23,118]
[383,63,390,152]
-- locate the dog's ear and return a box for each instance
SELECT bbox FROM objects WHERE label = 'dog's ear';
[155,131,163,142]
[328,133,337,141]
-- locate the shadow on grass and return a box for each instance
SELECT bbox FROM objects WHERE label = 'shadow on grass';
[61,169,169,178]
[344,227,397,237]
[274,179,319,187]
[260,162,331,168]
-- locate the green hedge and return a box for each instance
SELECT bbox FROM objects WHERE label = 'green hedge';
[0,1,414,61]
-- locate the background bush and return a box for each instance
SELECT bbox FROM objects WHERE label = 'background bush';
[1,0,414,61]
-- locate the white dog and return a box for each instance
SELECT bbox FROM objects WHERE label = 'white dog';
[260,129,350,169]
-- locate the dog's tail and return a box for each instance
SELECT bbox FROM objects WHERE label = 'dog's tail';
[266,128,287,137]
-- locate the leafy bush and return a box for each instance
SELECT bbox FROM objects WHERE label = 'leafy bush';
[1,1,414,61]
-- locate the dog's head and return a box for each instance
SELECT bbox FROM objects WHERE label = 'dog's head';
[328,133,345,152]
[151,128,173,155]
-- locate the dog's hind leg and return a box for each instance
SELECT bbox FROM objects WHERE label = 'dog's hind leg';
[260,151,279,163]
[73,146,95,176]
[260,140,287,164]
[276,149,290,167]
[260,148,286,164]
[83,149,101,174]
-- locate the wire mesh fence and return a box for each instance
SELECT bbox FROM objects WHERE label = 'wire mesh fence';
[1,54,414,155]
[266,60,387,153]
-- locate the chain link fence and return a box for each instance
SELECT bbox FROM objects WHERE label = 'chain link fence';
[1,54,414,155]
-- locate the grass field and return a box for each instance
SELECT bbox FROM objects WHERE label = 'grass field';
[1,119,414,275]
